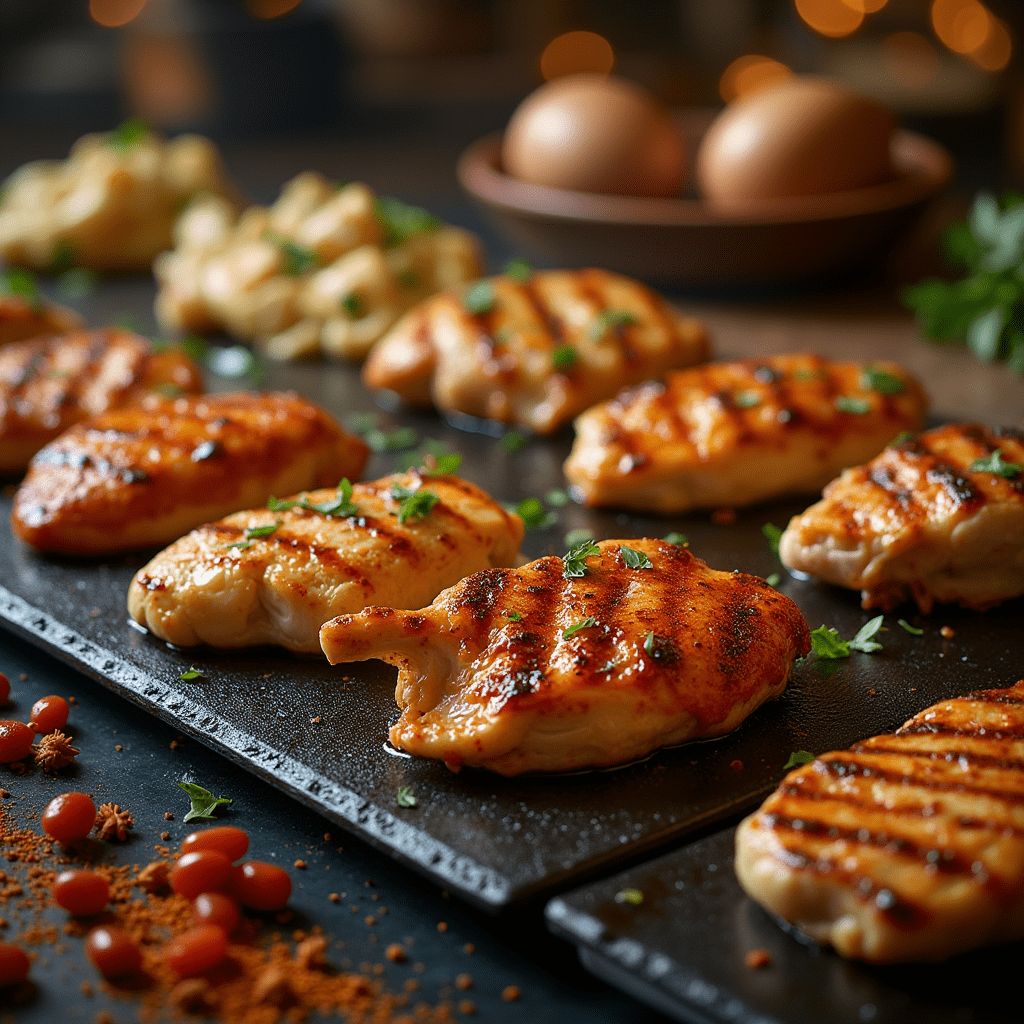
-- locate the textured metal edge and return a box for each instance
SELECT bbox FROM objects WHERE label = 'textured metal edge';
[0,582,512,908]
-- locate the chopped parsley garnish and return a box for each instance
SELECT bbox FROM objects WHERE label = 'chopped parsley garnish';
[562,540,601,579]
[109,117,151,152]
[861,366,906,395]
[506,611,523,622]
[396,786,418,808]
[366,427,418,453]
[809,616,885,659]
[462,281,496,315]
[590,309,638,341]
[615,888,644,906]
[643,631,656,654]
[663,532,688,546]
[267,480,358,517]
[551,345,578,370]
[1,268,40,307]
[765,573,781,588]
[178,782,232,824]
[898,618,924,635]
[784,750,815,769]
[341,292,366,319]
[969,449,1022,477]
[733,390,762,409]
[265,233,319,276]
[891,430,916,446]
[513,498,556,530]
[503,256,533,282]
[375,196,439,247]
[762,523,783,555]
[227,520,283,549]
[849,615,885,652]
[178,666,204,681]
[501,430,527,452]
[422,452,462,476]
[562,617,597,639]
[834,395,872,415]
[545,489,569,507]
[564,528,594,549]
[179,334,209,363]
[391,484,439,524]
[619,545,653,569]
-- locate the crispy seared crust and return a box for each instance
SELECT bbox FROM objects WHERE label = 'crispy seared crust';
[0,329,203,474]
[127,472,524,653]
[779,423,1024,612]
[736,680,1024,963]
[320,539,810,775]
[0,293,83,348]
[11,391,369,555]
[564,354,928,512]
[362,268,710,434]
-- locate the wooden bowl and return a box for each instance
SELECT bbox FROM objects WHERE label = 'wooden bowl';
[456,117,954,290]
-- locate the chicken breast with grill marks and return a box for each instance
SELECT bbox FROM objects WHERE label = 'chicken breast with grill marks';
[565,354,927,513]
[362,268,710,434]
[128,472,523,653]
[11,390,369,554]
[736,680,1024,963]
[779,423,1024,612]
[320,538,810,775]
[0,292,82,348]
[0,329,203,474]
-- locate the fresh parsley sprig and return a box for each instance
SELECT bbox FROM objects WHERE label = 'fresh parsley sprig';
[861,366,905,395]
[562,540,601,579]
[590,309,638,341]
[807,616,885,660]
[562,617,596,639]
[178,781,232,823]
[784,750,815,769]
[227,521,282,550]
[462,281,496,315]
[512,497,556,530]
[391,483,439,524]
[619,545,653,569]
[268,480,358,517]
[375,196,439,247]
[969,448,1022,477]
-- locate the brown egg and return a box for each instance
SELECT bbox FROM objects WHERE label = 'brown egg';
[696,77,896,213]
[502,74,686,198]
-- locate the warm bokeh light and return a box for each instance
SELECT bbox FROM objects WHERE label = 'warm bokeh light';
[968,15,1012,71]
[246,0,303,19]
[840,0,889,12]
[931,0,989,55]
[89,0,148,28]
[882,31,940,88]
[539,31,615,81]
[794,0,864,39]
[718,55,793,103]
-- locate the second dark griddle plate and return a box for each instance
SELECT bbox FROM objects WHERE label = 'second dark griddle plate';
[546,827,1024,1024]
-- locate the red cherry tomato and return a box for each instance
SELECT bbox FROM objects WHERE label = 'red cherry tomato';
[181,826,249,863]
[53,869,110,916]
[0,941,30,987]
[170,851,232,900]
[0,674,10,707]
[29,695,69,734]
[192,892,240,933]
[0,720,33,764]
[85,926,142,979]
[228,861,292,912]
[164,924,228,978]
[41,792,96,843]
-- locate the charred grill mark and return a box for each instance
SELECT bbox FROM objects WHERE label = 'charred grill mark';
[868,465,913,507]
[11,350,47,391]
[714,592,764,674]
[925,462,980,506]
[853,740,1024,775]
[452,568,512,621]
[519,279,564,345]
[899,720,1024,742]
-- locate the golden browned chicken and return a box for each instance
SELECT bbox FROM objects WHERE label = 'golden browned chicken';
[11,391,369,555]
[320,538,809,775]
[0,291,83,347]
[128,472,524,653]
[0,329,203,474]
[736,680,1024,963]
[362,268,710,434]
[564,354,928,512]
[779,423,1024,612]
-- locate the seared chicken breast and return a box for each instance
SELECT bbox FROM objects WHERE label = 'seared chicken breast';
[320,538,809,775]
[11,391,369,555]
[0,329,203,474]
[0,292,82,347]
[736,680,1024,963]
[779,423,1024,612]
[128,472,524,653]
[362,268,710,434]
[565,354,927,513]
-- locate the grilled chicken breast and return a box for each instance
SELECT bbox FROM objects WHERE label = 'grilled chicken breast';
[564,354,927,513]
[320,538,810,775]
[128,472,524,653]
[779,423,1024,612]
[0,329,203,474]
[362,268,710,434]
[11,391,369,555]
[0,293,82,347]
[736,680,1024,963]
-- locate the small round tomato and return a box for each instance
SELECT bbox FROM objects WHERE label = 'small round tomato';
[181,826,249,863]
[192,892,240,933]
[170,850,232,900]
[164,924,228,978]
[29,695,69,734]
[228,861,292,912]
[0,720,33,764]
[41,792,96,843]
[0,942,30,987]
[53,869,110,916]
[85,926,142,979]
[0,674,10,707]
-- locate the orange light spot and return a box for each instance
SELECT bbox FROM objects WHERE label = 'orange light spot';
[931,0,990,54]
[89,0,148,28]
[968,15,1012,71]
[540,31,615,80]
[246,0,303,19]
[718,55,793,103]
[841,0,889,12]
[882,32,940,88]
[795,0,864,38]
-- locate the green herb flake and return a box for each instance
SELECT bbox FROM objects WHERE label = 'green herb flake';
[551,345,578,371]
[179,334,209,364]
[834,395,872,415]
[765,573,781,588]
[562,540,601,579]
[643,630,656,655]
[462,281,496,316]
[153,383,184,400]
[300,479,359,517]
[366,427,418,453]
[48,241,77,275]
[861,366,906,395]
[733,390,762,409]
[898,618,924,635]
[392,485,439,525]
[809,625,851,660]
[564,528,594,549]
[784,750,815,770]
[109,117,151,152]
[619,545,653,569]
[267,495,298,512]
[969,448,1022,478]
[1,268,40,307]
[375,196,439,247]
[396,786,418,808]
[562,616,597,639]
[762,523,783,555]
[341,292,366,319]
[501,430,527,453]
[792,369,821,381]
[178,666,204,681]
[514,497,556,530]
[422,452,462,476]
[891,430,916,447]
[226,540,252,551]
[178,781,232,824]
[503,256,533,282]
[507,611,523,622]
[615,888,644,906]
[663,532,688,546]
[545,489,569,507]
[849,615,885,653]
[279,239,319,277]
[590,309,638,341]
